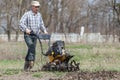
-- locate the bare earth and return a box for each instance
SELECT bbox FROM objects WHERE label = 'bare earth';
[0,71,59,80]
[0,71,120,80]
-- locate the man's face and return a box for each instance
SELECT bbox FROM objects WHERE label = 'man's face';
[32,6,39,14]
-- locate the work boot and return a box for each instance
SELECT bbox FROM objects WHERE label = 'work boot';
[24,61,34,71]
[24,61,29,71]
[29,61,34,69]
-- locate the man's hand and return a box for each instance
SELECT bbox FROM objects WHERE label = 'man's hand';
[26,28,31,34]
[44,30,48,34]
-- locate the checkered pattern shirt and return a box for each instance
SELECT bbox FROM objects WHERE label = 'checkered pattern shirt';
[19,10,47,34]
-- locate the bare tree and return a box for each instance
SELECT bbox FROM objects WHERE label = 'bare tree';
[0,0,32,41]
[0,0,120,42]
[111,0,120,41]
[1,0,15,41]
[43,0,87,33]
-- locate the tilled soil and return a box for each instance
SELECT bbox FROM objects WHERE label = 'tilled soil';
[0,71,120,80]
[52,71,120,80]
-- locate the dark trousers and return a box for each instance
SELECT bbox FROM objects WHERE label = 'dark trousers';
[24,33,37,61]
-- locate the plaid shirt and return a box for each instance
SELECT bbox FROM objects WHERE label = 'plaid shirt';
[19,10,47,34]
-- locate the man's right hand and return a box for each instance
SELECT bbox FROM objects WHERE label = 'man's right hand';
[25,29,31,34]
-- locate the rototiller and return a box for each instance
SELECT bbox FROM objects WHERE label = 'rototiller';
[33,32,80,72]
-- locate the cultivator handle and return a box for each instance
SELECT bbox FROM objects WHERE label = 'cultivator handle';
[30,31,51,40]
[30,31,51,56]
[37,34,51,40]
[37,34,51,56]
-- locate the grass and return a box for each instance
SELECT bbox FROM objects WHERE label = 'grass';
[32,71,66,78]
[65,43,120,71]
[66,44,93,49]
[3,69,21,75]
[0,41,120,76]
[32,72,42,78]
[0,60,24,69]
[0,60,23,76]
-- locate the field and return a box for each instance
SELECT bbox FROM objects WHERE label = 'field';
[0,41,120,80]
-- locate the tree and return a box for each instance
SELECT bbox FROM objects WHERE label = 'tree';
[0,0,32,41]
[111,0,120,41]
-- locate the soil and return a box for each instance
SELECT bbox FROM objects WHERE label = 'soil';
[0,71,120,80]
[60,71,120,80]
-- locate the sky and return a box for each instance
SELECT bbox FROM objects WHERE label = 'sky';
[88,0,94,4]
[116,0,120,3]
[89,0,120,4]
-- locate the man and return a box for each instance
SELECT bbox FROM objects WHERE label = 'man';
[19,1,47,71]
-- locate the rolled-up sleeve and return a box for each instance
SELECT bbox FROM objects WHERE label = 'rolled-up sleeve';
[19,12,28,32]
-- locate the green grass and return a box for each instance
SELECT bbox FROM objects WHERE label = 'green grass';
[65,43,120,72]
[3,69,21,75]
[66,44,93,49]
[0,41,120,76]
[0,60,24,69]
[0,60,23,76]
[32,72,42,78]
